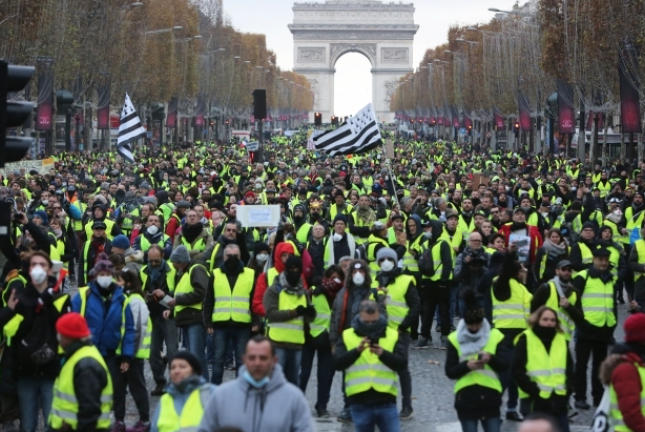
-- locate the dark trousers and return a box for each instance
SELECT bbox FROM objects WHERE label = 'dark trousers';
[210,327,250,385]
[418,281,450,339]
[398,332,412,408]
[105,354,127,422]
[623,244,634,300]
[499,340,519,410]
[123,359,150,422]
[299,344,334,409]
[575,338,608,405]
[149,315,178,385]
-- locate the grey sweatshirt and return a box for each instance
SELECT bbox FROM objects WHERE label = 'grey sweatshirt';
[197,364,314,432]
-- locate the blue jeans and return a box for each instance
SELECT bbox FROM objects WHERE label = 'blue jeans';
[299,345,334,408]
[210,327,251,385]
[182,323,209,381]
[275,347,302,386]
[350,402,401,432]
[437,285,458,327]
[459,417,501,432]
[17,376,54,432]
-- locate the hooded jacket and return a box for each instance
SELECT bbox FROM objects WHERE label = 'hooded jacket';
[197,364,313,432]
[124,248,145,273]
[252,242,296,317]
[132,229,173,260]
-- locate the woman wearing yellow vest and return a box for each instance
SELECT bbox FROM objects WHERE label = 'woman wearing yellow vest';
[115,270,151,432]
[513,307,573,432]
[446,288,506,432]
[150,352,216,432]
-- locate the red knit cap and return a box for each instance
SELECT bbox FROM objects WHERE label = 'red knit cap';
[624,313,645,344]
[245,191,256,199]
[56,313,91,339]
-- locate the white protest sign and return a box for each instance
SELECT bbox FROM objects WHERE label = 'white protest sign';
[237,205,281,228]
[0,158,55,176]
[246,141,259,151]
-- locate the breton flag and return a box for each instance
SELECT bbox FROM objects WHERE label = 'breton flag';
[117,93,146,164]
[314,103,382,156]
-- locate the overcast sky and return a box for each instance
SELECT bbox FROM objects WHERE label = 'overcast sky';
[224,0,517,116]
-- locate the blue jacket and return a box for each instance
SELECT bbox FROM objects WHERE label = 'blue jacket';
[71,282,135,359]
[66,203,82,221]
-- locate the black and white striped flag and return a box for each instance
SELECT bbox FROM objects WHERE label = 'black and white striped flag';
[117,93,146,164]
[314,103,382,156]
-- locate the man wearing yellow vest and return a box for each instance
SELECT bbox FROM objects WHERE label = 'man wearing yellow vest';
[203,244,254,385]
[333,300,407,432]
[375,248,419,420]
[163,245,210,381]
[140,245,178,397]
[531,260,584,342]
[77,221,113,287]
[263,255,315,386]
[172,209,213,263]
[572,247,617,410]
[629,225,645,309]
[49,313,112,432]
[569,222,597,274]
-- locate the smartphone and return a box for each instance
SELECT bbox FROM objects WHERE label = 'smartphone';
[477,353,483,360]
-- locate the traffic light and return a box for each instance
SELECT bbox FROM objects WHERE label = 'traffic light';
[514,121,520,136]
[0,61,35,167]
[331,115,338,126]
[314,112,322,126]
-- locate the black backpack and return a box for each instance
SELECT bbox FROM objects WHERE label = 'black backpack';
[417,246,436,277]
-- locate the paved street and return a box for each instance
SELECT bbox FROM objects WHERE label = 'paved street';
[122,300,630,431]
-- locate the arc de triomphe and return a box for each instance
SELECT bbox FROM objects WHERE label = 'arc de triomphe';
[289,0,418,123]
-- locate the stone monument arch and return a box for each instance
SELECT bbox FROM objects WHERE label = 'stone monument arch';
[289,0,418,123]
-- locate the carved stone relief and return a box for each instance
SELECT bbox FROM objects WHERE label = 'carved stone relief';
[381,48,409,63]
[298,47,326,63]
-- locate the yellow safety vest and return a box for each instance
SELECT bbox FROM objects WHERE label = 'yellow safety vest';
[634,240,645,282]
[174,264,207,315]
[491,278,532,329]
[572,243,593,277]
[351,213,371,246]
[211,268,254,323]
[624,208,645,245]
[366,235,389,279]
[609,363,645,431]
[342,327,399,397]
[545,282,577,341]
[84,219,117,241]
[267,290,307,345]
[295,223,312,244]
[156,383,212,432]
[521,329,568,399]
[181,236,205,253]
[309,294,331,338]
[48,345,113,430]
[71,201,86,231]
[448,327,504,393]
[140,234,169,252]
[140,265,177,293]
[384,275,414,330]
[578,270,617,328]
[125,293,152,359]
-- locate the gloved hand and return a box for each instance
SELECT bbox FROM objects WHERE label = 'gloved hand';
[312,286,324,296]
[295,305,306,316]
[305,305,317,318]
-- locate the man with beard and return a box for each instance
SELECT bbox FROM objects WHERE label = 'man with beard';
[307,224,327,286]
[133,214,173,261]
[205,220,250,273]
[350,195,376,247]
[458,198,476,237]
[448,189,462,213]
[308,200,328,233]
[531,260,583,343]
[173,209,213,263]
[374,248,419,419]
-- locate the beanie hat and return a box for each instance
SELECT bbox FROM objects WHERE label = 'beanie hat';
[245,191,256,199]
[90,252,114,277]
[376,247,398,263]
[170,351,202,376]
[33,210,48,225]
[333,214,347,225]
[56,312,91,339]
[582,221,598,234]
[170,245,191,264]
[285,255,303,272]
[253,242,271,256]
[462,288,485,324]
[624,313,645,344]
[112,234,130,251]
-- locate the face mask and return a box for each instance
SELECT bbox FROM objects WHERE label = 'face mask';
[30,265,47,285]
[286,270,301,287]
[333,233,342,242]
[96,275,113,288]
[352,272,365,286]
[224,257,239,272]
[243,370,270,388]
[53,228,63,237]
[256,253,269,263]
[42,200,49,206]
[380,260,395,272]
[521,206,531,213]
[541,212,549,218]
[423,231,432,239]
[333,277,342,284]
[505,186,511,192]
[255,184,262,190]
[147,225,159,236]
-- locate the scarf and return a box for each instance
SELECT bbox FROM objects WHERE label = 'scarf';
[542,238,567,259]
[322,277,344,298]
[456,318,491,359]
[356,205,376,225]
[349,285,371,319]
[376,268,402,288]
[148,261,166,285]
[351,313,388,341]
[182,222,203,244]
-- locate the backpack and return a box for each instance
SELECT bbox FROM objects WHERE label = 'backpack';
[417,246,436,277]
[15,310,58,366]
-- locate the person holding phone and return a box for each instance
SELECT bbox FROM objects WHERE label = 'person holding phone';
[446,288,507,432]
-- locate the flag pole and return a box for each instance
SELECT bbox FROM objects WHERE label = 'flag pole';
[381,136,400,210]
